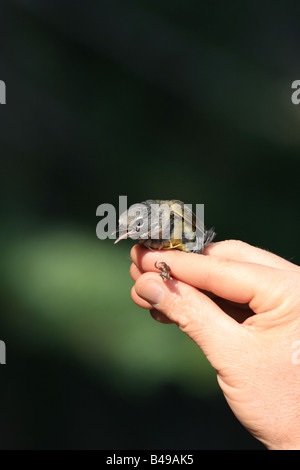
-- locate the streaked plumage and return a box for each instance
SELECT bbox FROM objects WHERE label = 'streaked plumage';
[114,199,215,254]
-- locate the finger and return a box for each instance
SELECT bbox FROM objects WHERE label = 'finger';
[134,272,247,371]
[131,284,174,323]
[130,263,143,282]
[150,308,174,324]
[131,245,287,311]
[130,246,252,324]
[204,240,299,272]
[131,285,153,309]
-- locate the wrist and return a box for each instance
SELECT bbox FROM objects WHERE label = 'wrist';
[265,435,300,450]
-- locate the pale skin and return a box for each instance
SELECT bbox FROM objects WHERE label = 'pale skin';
[130,240,300,450]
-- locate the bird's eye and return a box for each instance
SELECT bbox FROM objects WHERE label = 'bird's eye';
[135,217,144,232]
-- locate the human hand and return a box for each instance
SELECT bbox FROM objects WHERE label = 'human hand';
[130,240,300,450]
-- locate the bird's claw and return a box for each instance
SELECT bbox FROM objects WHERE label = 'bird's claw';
[154,261,172,282]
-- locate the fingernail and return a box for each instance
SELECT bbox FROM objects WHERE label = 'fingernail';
[137,281,164,306]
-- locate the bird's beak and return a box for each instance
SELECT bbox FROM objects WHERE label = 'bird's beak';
[114,230,130,244]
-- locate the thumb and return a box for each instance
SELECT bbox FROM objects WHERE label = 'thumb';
[134,273,248,372]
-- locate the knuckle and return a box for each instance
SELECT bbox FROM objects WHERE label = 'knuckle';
[205,255,232,281]
[222,239,250,251]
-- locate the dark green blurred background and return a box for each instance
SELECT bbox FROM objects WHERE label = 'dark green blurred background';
[0,0,299,449]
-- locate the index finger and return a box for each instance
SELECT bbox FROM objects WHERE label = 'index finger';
[204,240,299,272]
[130,244,291,310]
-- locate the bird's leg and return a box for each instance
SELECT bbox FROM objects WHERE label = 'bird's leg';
[154,261,172,282]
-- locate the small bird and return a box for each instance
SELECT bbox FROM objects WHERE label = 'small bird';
[114,199,215,281]
[114,199,215,254]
